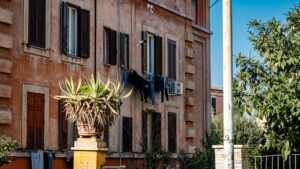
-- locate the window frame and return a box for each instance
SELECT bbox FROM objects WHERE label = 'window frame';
[147,33,155,75]
[165,34,179,80]
[167,39,177,80]
[191,0,199,25]
[168,112,177,153]
[103,27,117,65]
[67,5,78,56]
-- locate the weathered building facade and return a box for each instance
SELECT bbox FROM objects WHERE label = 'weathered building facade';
[0,0,210,168]
[211,85,223,115]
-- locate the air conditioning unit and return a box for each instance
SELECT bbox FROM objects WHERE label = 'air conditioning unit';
[169,81,183,95]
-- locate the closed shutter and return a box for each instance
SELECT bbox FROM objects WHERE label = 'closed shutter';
[110,29,117,65]
[27,92,44,150]
[168,40,176,79]
[61,2,69,54]
[79,9,90,58]
[168,113,177,152]
[59,101,68,150]
[28,0,46,48]
[152,112,161,151]
[142,111,147,152]
[154,35,163,75]
[142,31,148,73]
[122,117,132,152]
[120,33,125,67]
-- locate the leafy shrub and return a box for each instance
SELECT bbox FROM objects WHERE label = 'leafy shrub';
[0,136,18,166]
[178,148,214,169]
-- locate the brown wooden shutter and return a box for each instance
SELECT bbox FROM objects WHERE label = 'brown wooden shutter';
[168,40,176,79]
[152,112,161,151]
[155,35,163,75]
[142,31,148,73]
[142,111,147,152]
[168,112,177,152]
[59,101,68,150]
[110,29,117,65]
[28,0,46,48]
[61,2,69,54]
[79,9,90,58]
[27,92,44,150]
[126,34,129,69]
[122,117,132,152]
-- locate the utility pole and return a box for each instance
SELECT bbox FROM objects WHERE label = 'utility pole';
[223,0,234,168]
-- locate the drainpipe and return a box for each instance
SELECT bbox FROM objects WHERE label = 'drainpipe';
[94,0,97,77]
[222,0,234,168]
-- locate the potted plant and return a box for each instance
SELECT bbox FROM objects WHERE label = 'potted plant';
[54,74,132,138]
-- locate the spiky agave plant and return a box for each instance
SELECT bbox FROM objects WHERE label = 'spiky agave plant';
[55,74,132,131]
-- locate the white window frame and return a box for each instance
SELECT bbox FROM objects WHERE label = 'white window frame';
[147,33,155,75]
[67,6,78,56]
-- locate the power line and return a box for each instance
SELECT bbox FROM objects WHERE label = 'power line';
[210,0,220,9]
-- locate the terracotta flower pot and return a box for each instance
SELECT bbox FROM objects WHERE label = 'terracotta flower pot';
[76,122,103,138]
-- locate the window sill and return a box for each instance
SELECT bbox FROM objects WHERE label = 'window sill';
[8,150,73,158]
[61,54,84,65]
[23,44,50,58]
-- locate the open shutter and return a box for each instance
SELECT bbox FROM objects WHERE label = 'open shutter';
[120,33,125,66]
[79,9,90,58]
[168,113,177,152]
[59,101,68,150]
[122,117,133,152]
[152,112,161,151]
[110,29,117,65]
[61,2,69,54]
[142,31,148,73]
[142,111,147,152]
[154,35,163,75]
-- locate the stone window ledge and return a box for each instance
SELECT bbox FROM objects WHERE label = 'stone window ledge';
[23,44,51,58]
[61,54,84,65]
[9,151,73,158]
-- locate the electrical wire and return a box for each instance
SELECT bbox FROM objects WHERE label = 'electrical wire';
[210,0,220,8]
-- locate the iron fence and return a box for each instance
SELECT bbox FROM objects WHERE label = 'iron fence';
[253,154,300,169]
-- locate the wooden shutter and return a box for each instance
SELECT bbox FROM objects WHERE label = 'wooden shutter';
[122,117,133,152]
[168,40,176,79]
[142,31,148,73]
[109,29,117,65]
[120,33,125,67]
[79,9,90,58]
[28,0,46,48]
[152,112,161,151]
[168,113,177,152]
[59,101,68,150]
[27,92,44,150]
[61,2,69,54]
[155,35,163,75]
[142,111,147,152]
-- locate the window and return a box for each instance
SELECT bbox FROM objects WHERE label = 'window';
[212,97,216,114]
[142,32,162,75]
[27,92,44,150]
[61,2,90,58]
[58,100,67,150]
[28,0,46,48]
[104,28,117,65]
[122,117,132,152]
[142,111,161,152]
[191,0,198,24]
[120,33,129,69]
[168,39,177,80]
[168,113,177,153]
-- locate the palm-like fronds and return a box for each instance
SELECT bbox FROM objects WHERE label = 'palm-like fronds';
[54,74,133,129]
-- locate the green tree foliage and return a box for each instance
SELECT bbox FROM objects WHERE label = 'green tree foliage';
[0,136,18,166]
[235,3,300,160]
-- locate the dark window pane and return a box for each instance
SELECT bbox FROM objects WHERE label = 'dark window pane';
[122,117,132,152]
[191,0,198,24]
[168,113,177,152]
[151,112,161,151]
[212,98,216,111]
[168,40,176,79]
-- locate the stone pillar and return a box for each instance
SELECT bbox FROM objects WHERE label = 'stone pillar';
[212,145,249,169]
[72,138,108,169]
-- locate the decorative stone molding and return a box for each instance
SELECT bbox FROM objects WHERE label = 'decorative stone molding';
[185,80,196,90]
[186,96,194,106]
[185,112,194,122]
[0,33,13,49]
[0,58,12,74]
[186,145,196,153]
[185,64,195,74]
[185,32,194,42]
[185,128,196,138]
[0,83,11,98]
[212,145,249,169]
[185,47,194,59]
[0,8,13,24]
[0,109,12,124]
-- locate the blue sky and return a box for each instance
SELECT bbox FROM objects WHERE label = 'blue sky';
[210,0,299,88]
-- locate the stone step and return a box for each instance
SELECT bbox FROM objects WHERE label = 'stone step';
[0,109,12,124]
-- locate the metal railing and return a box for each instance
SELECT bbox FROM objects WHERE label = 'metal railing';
[101,165,126,169]
[253,154,300,169]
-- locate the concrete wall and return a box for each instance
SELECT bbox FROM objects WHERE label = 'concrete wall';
[0,0,211,167]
